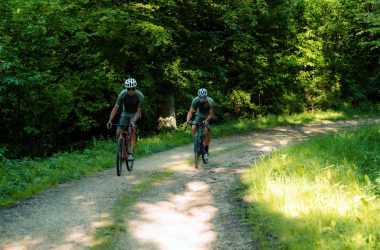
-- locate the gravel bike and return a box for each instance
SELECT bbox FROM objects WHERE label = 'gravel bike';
[113,123,134,175]
[186,122,209,168]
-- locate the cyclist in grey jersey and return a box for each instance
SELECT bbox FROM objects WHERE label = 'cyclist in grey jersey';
[107,78,144,160]
[184,88,215,160]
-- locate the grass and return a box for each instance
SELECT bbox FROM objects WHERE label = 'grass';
[0,107,379,207]
[0,106,379,249]
[240,124,380,249]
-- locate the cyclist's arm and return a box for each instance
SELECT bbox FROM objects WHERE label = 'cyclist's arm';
[107,105,119,129]
[205,108,214,123]
[133,92,144,124]
[205,97,215,123]
[185,107,195,124]
[133,107,142,124]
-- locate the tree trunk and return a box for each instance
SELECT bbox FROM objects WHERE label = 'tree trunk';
[155,93,177,131]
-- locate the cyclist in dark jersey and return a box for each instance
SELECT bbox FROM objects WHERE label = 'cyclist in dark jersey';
[184,88,215,160]
[107,78,144,160]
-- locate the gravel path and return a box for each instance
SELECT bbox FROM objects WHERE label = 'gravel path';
[1,118,378,250]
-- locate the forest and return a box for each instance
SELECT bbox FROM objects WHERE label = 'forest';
[1,0,379,159]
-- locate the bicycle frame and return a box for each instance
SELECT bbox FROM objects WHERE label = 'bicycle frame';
[193,123,208,168]
[114,123,135,175]
[194,124,204,152]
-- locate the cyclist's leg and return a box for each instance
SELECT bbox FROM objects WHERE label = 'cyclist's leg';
[199,114,210,153]
[191,115,202,136]
[205,127,210,145]
[124,113,135,158]
[204,126,210,153]
[129,124,135,153]
[117,115,128,138]
[116,127,121,138]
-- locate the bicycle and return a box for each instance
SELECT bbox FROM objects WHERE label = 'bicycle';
[113,123,134,176]
[186,122,209,168]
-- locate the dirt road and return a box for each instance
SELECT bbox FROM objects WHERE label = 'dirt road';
[1,118,379,250]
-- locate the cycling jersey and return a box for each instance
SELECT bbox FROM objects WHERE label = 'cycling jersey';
[191,96,215,116]
[115,89,144,114]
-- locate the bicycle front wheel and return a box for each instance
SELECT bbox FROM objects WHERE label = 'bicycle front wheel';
[194,135,201,168]
[116,138,124,176]
[126,158,134,171]
[201,139,208,164]
[125,135,134,171]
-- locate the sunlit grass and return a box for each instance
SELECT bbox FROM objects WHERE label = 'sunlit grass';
[241,124,380,249]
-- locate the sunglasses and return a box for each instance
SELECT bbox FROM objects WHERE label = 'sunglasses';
[127,87,136,91]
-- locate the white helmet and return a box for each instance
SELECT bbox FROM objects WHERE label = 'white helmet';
[124,78,137,88]
[198,88,207,98]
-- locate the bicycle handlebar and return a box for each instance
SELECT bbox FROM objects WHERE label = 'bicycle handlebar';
[111,123,135,131]
[112,123,132,127]
[183,121,209,130]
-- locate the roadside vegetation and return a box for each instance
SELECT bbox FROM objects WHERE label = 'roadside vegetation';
[241,123,380,249]
[1,107,379,208]
[2,0,379,160]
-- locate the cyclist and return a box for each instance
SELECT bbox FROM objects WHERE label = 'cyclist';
[184,88,215,160]
[107,78,144,160]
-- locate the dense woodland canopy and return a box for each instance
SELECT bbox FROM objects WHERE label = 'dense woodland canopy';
[1,0,379,158]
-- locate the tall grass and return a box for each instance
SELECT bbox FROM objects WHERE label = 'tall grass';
[241,124,380,249]
[0,107,378,207]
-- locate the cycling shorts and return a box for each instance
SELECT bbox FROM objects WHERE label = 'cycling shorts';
[192,114,211,129]
[118,112,136,129]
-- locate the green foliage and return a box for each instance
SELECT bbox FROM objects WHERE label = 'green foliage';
[227,89,255,118]
[0,0,379,158]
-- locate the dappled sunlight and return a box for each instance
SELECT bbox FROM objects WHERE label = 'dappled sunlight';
[136,149,193,173]
[128,181,217,250]
[167,150,193,162]
[120,174,138,182]
[213,167,230,173]
[52,243,80,250]
[273,127,291,132]
[254,143,275,153]
[240,122,380,249]
[166,160,197,172]
[0,214,112,250]
[70,195,95,210]
[274,139,291,146]
[266,180,354,219]
[64,226,92,246]
[2,236,43,250]
[90,213,112,230]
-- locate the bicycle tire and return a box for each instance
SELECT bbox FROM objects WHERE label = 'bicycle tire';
[194,135,201,168]
[126,158,134,171]
[116,138,124,176]
[124,134,134,171]
[201,138,208,164]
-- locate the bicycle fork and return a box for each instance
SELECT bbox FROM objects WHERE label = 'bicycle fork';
[194,133,203,153]
[118,137,127,160]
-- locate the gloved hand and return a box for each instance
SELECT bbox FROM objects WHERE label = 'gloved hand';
[107,121,112,129]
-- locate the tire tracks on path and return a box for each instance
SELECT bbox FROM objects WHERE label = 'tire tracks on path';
[1,118,379,250]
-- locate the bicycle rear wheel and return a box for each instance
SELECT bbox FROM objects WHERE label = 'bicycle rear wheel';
[116,138,124,176]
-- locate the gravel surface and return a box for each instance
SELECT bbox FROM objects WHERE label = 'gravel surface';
[1,118,378,250]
